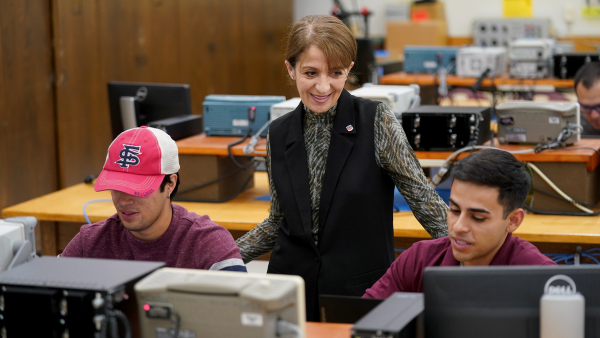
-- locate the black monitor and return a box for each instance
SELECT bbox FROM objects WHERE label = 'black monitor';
[107,81,192,139]
[424,265,600,338]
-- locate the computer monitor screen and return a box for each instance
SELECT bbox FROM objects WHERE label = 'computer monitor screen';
[107,81,192,139]
[424,265,600,338]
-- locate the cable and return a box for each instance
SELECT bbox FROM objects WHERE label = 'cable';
[228,130,252,169]
[228,107,257,169]
[83,199,113,224]
[526,162,594,213]
[429,145,536,189]
[532,186,600,210]
[544,248,600,265]
[112,309,132,338]
[276,319,303,338]
[244,120,271,155]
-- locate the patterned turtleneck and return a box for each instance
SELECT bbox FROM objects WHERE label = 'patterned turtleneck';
[303,103,336,244]
[236,102,448,263]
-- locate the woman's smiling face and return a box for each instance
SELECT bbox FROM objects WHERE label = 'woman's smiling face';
[285,45,353,113]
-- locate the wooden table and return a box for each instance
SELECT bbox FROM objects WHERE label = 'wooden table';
[4,168,600,256]
[380,72,575,89]
[306,322,352,338]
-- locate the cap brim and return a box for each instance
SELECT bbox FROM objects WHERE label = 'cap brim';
[94,169,165,198]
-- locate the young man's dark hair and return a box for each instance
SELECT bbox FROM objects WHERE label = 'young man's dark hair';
[451,149,530,218]
[574,61,600,90]
[160,172,180,199]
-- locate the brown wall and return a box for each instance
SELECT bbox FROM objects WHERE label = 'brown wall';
[0,0,58,209]
[52,0,295,188]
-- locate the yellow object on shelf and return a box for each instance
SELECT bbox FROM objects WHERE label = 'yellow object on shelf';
[503,0,532,18]
[582,6,600,19]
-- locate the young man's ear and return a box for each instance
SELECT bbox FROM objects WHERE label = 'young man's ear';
[167,174,177,194]
[506,208,525,233]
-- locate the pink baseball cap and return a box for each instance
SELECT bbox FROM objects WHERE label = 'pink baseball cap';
[94,126,180,197]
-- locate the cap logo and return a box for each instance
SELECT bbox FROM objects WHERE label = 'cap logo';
[115,144,142,168]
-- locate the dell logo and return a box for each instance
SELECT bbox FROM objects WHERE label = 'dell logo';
[136,87,148,101]
[544,275,577,295]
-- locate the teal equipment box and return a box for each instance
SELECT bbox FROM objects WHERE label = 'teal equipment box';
[203,95,286,136]
[404,46,459,74]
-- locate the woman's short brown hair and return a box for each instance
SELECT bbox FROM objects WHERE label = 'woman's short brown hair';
[285,15,357,72]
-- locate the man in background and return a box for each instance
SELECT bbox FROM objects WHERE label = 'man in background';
[574,61,600,136]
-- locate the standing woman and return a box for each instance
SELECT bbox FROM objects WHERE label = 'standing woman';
[236,15,448,321]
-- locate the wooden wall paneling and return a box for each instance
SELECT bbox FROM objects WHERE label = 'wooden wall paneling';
[53,0,112,188]
[100,0,184,83]
[0,0,57,210]
[240,0,295,98]
[99,0,144,82]
[138,0,183,83]
[177,0,246,105]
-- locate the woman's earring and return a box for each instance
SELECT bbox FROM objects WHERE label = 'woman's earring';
[291,76,294,80]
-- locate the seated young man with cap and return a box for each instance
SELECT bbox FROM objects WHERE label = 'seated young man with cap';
[364,149,555,298]
[61,126,246,272]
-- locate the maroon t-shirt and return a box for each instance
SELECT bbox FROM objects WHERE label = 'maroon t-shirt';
[61,204,245,271]
[364,233,556,298]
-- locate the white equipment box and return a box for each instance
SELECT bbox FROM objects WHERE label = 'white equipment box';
[496,101,580,145]
[456,47,507,77]
[0,217,36,272]
[136,268,306,338]
[270,97,301,122]
[509,38,556,78]
[473,18,551,47]
[350,84,418,118]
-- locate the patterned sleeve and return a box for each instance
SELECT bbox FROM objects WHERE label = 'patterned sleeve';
[374,103,448,239]
[235,132,284,263]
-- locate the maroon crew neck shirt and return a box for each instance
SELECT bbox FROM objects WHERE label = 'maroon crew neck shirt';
[364,233,556,298]
[61,204,246,271]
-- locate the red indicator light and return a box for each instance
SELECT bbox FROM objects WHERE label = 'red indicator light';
[251,107,256,111]
[143,304,151,311]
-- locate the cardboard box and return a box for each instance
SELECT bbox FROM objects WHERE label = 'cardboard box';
[386,21,447,59]
[411,1,445,21]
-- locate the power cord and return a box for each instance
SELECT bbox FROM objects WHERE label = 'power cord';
[544,248,600,265]
[429,123,586,190]
[526,162,595,214]
[228,107,257,169]
[83,199,113,224]
[534,123,583,152]
[429,145,536,189]
[244,120,271,155]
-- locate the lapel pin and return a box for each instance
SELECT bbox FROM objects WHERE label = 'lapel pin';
[346,125,354,132]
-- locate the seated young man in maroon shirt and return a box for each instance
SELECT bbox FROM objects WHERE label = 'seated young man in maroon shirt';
[364,149,555,298]
[61,126,246,272]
